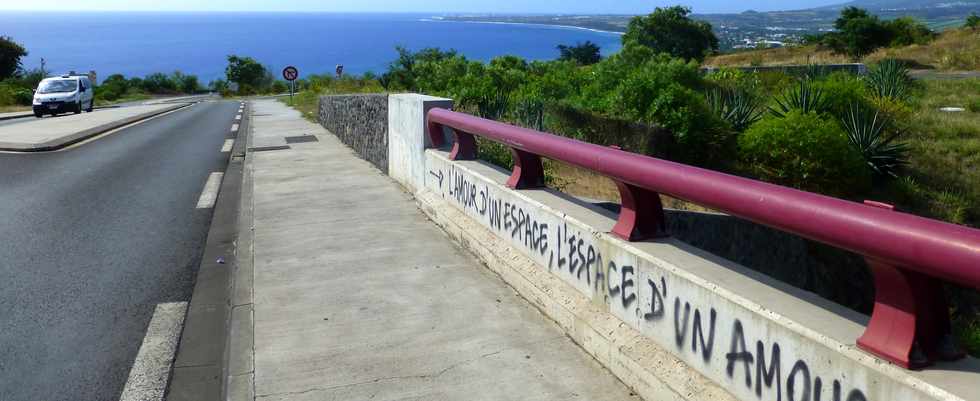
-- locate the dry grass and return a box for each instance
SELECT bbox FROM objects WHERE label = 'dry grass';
[546,160,718,213]
[866,28,980,70]
[704,45,850,68]
[0,105,30,113]
[706,28,980,72]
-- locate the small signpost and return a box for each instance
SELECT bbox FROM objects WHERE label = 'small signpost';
[282,65,299,103]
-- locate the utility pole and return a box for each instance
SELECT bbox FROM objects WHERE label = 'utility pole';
[40,58,47,77]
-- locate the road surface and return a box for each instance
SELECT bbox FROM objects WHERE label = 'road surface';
[0,100,240,400]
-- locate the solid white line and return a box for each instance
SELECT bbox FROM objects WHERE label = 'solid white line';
[231,123,240,132]
[221,139,234,153]
[119,302,188,401]
[235,114,242,120]
[196,172,224,209]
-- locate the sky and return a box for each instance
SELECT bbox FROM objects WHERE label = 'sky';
[0,0,849,14]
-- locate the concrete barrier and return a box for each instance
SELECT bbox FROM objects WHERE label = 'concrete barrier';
[700,64,868,76]
[379,94,980,401]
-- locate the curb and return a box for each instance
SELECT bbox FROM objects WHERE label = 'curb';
[0,112,34,121]
[166,101,249,401]
[0,103,193,152]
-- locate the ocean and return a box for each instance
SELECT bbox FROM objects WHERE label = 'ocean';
[0,12,623,83]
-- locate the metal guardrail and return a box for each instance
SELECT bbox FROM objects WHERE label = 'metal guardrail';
[426,107,980,370]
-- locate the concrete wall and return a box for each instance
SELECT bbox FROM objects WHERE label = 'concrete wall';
[318,94,389,173]
[383,94,980,401]
[387,94,453,193]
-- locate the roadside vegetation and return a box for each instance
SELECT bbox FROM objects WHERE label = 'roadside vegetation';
[0,35,208,111]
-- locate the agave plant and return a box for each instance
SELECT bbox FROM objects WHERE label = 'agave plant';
[706,86,764,131]
[512,96,545,131]
[476,93,509,121]
[840,103,910,178]
[865,59,915,103]
[769,78,830,118]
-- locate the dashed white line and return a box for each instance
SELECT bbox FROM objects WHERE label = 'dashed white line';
[119,302,188,401]
[221,139,234,153]
[196,172,224,209]
[235,114,242,120]
[230,123,240,132]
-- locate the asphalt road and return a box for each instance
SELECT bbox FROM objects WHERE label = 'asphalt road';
[0,100,240,400]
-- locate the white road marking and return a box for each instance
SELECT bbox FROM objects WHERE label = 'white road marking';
[235,114,242,120]
[221,139,234,153]
[231,123,240,132]
[196,172,224,209]
[119,302,188,401]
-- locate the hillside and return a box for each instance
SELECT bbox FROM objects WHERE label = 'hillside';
[443,0,980,50]
[705,27,980,71]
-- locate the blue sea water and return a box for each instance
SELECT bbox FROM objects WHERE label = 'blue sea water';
[0,12,623,83]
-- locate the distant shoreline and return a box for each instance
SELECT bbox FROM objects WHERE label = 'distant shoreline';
[422,17,625,36]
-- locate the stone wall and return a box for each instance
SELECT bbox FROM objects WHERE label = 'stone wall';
[318,94,389,173]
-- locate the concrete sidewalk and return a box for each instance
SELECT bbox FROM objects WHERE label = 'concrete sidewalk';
[238,99,638,400]
[0,103,188,151]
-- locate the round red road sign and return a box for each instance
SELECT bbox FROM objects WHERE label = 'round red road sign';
[282,66,299,81]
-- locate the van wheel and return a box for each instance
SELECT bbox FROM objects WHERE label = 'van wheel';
[34,111,43,118]
[85,100,94,112]
[74,101,82,114]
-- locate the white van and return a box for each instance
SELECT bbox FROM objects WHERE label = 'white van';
[32,75,95,118]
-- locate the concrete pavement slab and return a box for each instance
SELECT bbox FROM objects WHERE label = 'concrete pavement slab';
[0,103,189,151]
[246,99,639,401]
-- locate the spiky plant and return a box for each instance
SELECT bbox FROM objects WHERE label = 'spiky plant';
[476,93,509,121]
[866,59,915,103]
[769,78,830,118]
[512,97,545,131]
[840,103,910,178]
[706,86,764,131]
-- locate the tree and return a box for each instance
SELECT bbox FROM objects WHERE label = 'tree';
[886,17,934,47]
[382,47,458,91]
[225,55,267,91]
[824,7,892,59]
[557,41,602,65]
[622,6,719,61]
[966,13,980,29]
[0,36,28,80]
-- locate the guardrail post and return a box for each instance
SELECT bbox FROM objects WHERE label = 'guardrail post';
[507,149,545,189]
[448,129,477,160]
[856,201,964,369]
[610,181,667,241]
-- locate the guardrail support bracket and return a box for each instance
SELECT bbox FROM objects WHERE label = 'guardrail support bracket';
[449,129,477,161]
[857,259,964,369]
[857,201,965,369]
[507,149,545,189]
[611,181,667,241]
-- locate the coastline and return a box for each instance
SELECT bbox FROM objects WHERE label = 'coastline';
[421,17,625,36]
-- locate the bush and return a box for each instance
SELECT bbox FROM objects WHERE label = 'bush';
[557,41,602,65]
[966,13,980,29]
[866,59,917,103]
[706,86,763,132]
[840,103,909,178]
[622,6,719,61]
[739,110,871,196]
[814,72,871,118]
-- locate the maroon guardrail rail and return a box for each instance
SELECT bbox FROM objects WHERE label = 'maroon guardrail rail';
[426,107,980,370]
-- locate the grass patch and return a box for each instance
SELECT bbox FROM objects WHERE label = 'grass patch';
[0,105,30,113]
[707,28,980,71]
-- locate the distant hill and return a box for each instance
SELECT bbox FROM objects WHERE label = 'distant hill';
[442,0,979,50]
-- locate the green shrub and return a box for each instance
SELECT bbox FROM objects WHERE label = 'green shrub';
[840,103,909,178]
[968,98,980,113]
[866,59,917,103]
[706,86,764,131]
[814,72,871,118]
[739,110,871,196]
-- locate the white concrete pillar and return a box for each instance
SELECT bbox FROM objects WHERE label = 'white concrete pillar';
[387,94,453,193]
